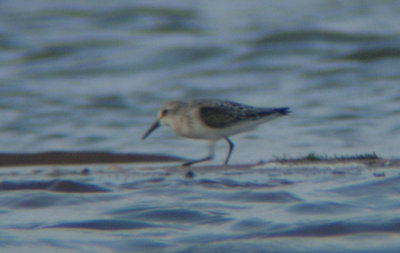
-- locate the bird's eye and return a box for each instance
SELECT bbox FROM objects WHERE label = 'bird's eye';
[161,109,169,117]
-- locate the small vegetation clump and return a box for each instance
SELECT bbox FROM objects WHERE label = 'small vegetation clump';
[275,152,380,162]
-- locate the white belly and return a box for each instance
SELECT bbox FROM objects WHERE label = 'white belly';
[170,116,270,140]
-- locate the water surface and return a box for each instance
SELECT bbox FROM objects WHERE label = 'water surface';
[1,0,400,252]
[1,162,400,253]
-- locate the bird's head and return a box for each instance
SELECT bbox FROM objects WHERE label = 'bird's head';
[141,101,184,140]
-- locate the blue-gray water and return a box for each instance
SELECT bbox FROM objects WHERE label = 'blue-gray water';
[1,0,400,252]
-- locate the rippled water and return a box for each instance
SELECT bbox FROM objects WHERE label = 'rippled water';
[2,163,400,253]
[1,0,400,252]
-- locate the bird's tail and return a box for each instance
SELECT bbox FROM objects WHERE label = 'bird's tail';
[273,107,291,115]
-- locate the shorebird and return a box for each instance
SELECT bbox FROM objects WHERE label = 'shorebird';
[142,99,290,166]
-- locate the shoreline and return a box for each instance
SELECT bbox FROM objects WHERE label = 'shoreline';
[0,151,185,167]
[0,151,398,168]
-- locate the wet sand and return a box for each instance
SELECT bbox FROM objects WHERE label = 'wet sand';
[0,151,398,171]
[0,151,185,167]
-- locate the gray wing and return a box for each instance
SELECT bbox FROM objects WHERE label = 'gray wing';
[199,101,286,129]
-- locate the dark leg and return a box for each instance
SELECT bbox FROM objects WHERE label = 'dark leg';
[223,137,234,165]
[182,142,215,167]
[182,155,213,166]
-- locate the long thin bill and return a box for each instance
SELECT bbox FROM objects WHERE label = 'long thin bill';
[141,120,160,140]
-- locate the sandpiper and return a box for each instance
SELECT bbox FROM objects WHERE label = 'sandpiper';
[142,99,290,166]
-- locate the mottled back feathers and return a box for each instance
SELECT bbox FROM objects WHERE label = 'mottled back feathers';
[199,100,290,129]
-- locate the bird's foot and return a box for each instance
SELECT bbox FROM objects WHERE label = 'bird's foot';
[181,155,213,167]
